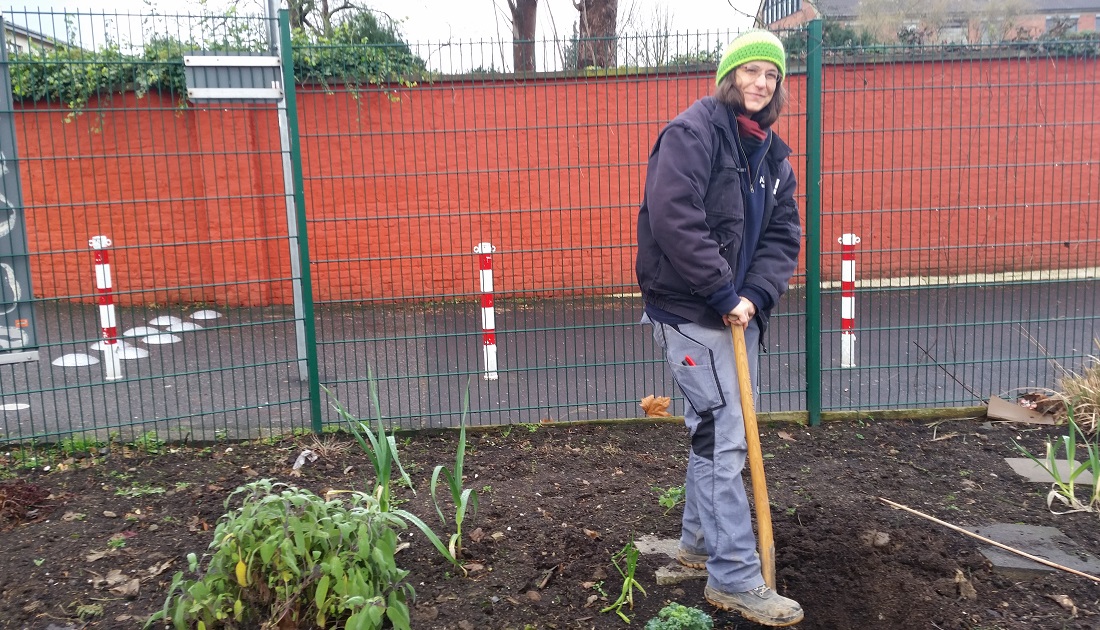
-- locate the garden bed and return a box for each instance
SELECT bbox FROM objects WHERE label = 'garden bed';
[1,417,1098,629]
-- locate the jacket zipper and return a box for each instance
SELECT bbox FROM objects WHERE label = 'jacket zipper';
[736,132,772,194]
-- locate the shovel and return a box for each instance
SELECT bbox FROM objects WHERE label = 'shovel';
[731,324,776,589]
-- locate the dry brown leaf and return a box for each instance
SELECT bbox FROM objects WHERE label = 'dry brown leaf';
[145,559,174,579]
[469,528,485,543]
[85,550,114,562]
[954,569,977,600]
[464,563,485,573]
[640,395,671,417]
[1047,594,1078,615]
[582,528,601,540]
[110,578,141,598]
[777,430,797,442]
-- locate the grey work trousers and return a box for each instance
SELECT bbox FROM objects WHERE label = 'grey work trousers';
[643,314,764,593]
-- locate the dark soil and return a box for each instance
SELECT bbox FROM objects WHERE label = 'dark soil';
[2,418,1099,629]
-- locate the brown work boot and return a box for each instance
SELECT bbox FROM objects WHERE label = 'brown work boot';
[705,584,804,627]
[676,546,707,570]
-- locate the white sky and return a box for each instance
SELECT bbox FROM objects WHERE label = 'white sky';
[368,0,759,42]
[4,0,761,71]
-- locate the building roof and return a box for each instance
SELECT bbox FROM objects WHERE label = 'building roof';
[805,0,1100,20]
[4,21,63,46]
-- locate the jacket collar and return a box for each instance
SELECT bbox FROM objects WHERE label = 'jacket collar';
[703,96,792,164]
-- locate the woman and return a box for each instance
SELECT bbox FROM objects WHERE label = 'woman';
[635,30,803,627]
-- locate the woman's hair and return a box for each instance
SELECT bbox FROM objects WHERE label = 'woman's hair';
[714,69,788,129]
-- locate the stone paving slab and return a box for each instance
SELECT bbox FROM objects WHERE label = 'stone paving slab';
[635,534,707,585]
[1004,458,1095,484]
[963,523,1100,580]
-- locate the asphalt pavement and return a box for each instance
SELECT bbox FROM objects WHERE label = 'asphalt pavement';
[0,279,1095,442]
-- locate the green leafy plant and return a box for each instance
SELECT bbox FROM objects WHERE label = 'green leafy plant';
[651,484,685,515]
[1014,408,1100,514]
[115,483,166,497]
[130,431,165,454]
[430,386,478,559]
[148,479,415,629]
[601,540,647,623]
[644,602,714,630]
[58,435,100,456]
[75,603,104,620]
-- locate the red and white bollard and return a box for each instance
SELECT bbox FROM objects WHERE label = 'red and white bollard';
[90,235,122,381]
[474,242,498,381]
[839,233,860,368]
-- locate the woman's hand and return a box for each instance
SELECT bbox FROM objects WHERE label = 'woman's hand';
[724,297,757,328]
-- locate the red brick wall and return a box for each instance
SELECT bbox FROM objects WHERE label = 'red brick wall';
[14,57,1098,306]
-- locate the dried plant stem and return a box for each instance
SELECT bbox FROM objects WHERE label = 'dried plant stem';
[878,497,1100,583]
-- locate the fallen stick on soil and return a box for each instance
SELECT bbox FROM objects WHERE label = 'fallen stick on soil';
[878,497,1100,584]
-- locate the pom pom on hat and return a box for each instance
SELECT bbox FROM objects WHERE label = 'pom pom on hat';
[715,30,786,86]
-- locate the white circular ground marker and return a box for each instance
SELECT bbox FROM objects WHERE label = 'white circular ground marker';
[166,322,203,332]
[149,316,184,326]
[90,339,136,351]
[0,403,30,411]
[52,353,100,367]
[190,310,222,320]
[123,326,161,337]
[143,333,182,345]
[118,345,151,359]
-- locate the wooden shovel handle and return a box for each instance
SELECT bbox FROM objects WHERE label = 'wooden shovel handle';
[732,324,776,589]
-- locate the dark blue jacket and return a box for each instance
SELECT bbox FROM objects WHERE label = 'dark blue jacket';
[636,96,802,331]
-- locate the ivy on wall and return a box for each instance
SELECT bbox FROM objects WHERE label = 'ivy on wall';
[7,23,429,119]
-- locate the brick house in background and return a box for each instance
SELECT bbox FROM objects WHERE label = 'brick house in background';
[756,0,1100,43]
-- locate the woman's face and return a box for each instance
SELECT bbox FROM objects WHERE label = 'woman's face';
[734,61,780,114]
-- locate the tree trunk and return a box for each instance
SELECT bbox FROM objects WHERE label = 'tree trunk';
[509,0,539,73]
[573,0,618,68]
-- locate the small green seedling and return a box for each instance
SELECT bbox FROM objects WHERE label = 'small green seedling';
[601,540,647,623]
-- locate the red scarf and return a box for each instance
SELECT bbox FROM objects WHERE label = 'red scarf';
[736,114,767,141]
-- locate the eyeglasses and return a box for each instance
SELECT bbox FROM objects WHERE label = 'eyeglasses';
[738,65,781,85]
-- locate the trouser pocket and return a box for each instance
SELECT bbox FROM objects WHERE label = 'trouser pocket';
[658,323,726,415]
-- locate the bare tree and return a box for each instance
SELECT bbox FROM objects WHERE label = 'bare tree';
[508,0,539,73]
[856,0,958,44]
[573,0,618,68]
[972,0,1029,42]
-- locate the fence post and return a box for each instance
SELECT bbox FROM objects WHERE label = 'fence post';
[839,233,860,368]
[805,19,824,426]
[89,235,122,381]
[474,242,498,380]
[279,9,323,433]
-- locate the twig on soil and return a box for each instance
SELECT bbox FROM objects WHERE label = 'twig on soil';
[913,342,986,403]
[878,497,1100,583]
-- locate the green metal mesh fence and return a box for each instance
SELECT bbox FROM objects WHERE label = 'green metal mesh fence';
[0,11,1096,446]
[0,11,310,444]
[817,40,1099,411]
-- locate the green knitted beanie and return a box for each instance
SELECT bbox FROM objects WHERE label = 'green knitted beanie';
[715,30,786,86]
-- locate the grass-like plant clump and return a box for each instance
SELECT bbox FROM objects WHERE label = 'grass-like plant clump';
[1014,407,1100,516]
[1059,350,1100,435]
